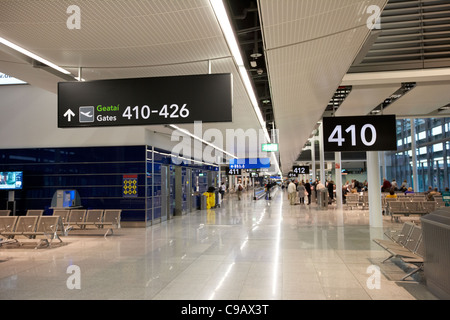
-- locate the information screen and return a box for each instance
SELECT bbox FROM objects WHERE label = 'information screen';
[322,115,397,152]
[0,171,23,190]
[58,73,233,128]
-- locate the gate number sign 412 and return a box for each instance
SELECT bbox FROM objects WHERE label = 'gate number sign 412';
[322,115,397,152]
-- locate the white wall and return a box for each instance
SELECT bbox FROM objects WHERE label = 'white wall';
[0,84,157,149]
[0,84,233,165]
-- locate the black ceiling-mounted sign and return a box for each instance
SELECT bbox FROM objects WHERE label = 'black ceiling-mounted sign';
[322,115,397,152]
[293,166,310,174]
[58,73,233,128]
[226,168,242,176]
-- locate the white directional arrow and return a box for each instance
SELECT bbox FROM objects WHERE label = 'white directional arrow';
[64,109,75,122]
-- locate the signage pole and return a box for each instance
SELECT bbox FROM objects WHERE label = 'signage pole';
[8,190,15,216]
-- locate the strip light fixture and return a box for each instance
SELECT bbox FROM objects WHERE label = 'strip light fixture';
[0,36,72,75]
[209,0,269,142]
[210,0,282,175]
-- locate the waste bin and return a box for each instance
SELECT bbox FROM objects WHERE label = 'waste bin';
[318,188,328,210]
[421,207,450,300]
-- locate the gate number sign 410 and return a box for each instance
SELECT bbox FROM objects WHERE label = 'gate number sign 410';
[322,115,397,152]
[328,124,377,147]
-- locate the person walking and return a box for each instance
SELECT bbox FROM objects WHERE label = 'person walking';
[219,182,226,201]
[288,180,297,205]
[236,180,244,200]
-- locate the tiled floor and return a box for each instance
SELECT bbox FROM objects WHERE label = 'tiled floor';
[0,188,439,300]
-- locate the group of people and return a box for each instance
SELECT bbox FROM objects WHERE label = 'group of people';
[216,179,278,202]
[286,179,312,205]
[382,177,450,203]
[382,178,410,193]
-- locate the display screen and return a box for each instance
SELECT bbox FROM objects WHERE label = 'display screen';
[0,171,23,190]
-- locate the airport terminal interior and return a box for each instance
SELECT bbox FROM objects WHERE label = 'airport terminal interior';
[1,0,450,301]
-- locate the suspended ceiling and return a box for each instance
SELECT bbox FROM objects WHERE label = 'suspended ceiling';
[1,0,450,175]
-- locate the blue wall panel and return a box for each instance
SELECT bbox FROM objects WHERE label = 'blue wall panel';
[1,145,220,224]
[0,146,146,221]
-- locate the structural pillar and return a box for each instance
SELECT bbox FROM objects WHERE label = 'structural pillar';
[335,152,343,209]
[380,151,386,180]
[410,118,419,192]
[367,151,383,228]
[318,123,325,184]
[311,139,316,180]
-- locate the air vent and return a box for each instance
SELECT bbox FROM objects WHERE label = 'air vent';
[370,82,416,113]
[350,0,450,72]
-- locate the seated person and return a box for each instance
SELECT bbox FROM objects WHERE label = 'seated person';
[385,189,397,199]
[404,187,414,195]
[427,187,441,201]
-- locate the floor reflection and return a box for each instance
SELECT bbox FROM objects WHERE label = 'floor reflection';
[0,188,438,300]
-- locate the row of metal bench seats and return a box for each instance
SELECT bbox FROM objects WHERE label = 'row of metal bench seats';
[373,222,424,280]
[0,210,12,216]
[345,193,369,209]
[51,209,122,230]
[386,201,438,222]
[0,209,122,247]
[0,215,64,248]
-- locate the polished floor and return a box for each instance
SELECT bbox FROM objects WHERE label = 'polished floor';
[0,188,439,300]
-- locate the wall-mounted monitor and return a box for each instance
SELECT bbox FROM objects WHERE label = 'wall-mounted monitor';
[0,171,23,190]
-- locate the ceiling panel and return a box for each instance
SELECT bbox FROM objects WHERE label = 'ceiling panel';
[384,81,450,117]
[0,0,229,68]
[259,0,389,173]
[0,0,265,165]
[336,84,400,116]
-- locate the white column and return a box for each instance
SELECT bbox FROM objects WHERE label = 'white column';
[410,118,419,192]
[311,140,316,180]
[380,151,386,180]
[367,151,383,228]
[335,152,343,209]
[318,123,325,184]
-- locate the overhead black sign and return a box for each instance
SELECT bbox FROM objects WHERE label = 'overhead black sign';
[293,166,309,174]
[227,168,242,176]
[58,73,233,128]
[322,115,397,152]
[287,172,297,178]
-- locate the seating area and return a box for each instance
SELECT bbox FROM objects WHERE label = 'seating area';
[0,215,64,248]
[0,209,122,248]
[373,222,425,280]
[383,193,444,222]
[0,210,11,216]
[54,209,122,237]
[345,193,369,210]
